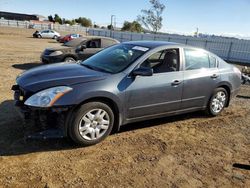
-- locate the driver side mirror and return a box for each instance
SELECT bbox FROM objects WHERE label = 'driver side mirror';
[81,44,87,50]
[132,67,153,77]
[76,45,86,52]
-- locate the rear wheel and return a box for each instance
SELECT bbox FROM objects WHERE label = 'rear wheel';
[206,88,228,116]
[38,34,42,38]
[69,102,114,146]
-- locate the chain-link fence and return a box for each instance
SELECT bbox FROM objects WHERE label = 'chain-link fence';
[0,19,89,34]
[89,29,250,64]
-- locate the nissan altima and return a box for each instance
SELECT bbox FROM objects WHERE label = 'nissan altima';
[12,41,241,146]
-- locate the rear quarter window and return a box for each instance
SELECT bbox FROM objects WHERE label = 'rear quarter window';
[209,55,217,68]
[101,39,117,48]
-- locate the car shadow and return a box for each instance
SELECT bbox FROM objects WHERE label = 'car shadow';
[237,95,250,99]
[233,163,250,170]
[48,41,58,43]
[0,99,207,157]
[119,111,205,133]
[12,61,42,70]
[0,100,78,156]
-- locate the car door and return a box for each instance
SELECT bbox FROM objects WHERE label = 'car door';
[125,48,184,120]
[48,30,54,38]
[181,48,220,109]
[40,30,47,38]
[78,39,102,60]
[42,30,50,38]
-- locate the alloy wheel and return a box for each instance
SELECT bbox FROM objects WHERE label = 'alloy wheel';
[78,109,110,141]
[211,91,226,113]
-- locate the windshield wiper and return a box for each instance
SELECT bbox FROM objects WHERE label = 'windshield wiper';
[81,64,112,73]
[81,64,96,71]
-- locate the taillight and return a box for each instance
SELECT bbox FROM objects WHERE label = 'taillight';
[233,67,242,78]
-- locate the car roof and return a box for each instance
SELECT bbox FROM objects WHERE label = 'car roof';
[122,41,215,55]
[40,29,56,32]
[71,36,119,42]
[122,41,185,49]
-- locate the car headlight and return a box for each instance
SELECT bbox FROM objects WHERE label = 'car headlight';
[49,51,63,56]
[24,86,73,107]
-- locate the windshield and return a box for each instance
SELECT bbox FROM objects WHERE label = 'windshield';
[63,38,86,47]
[81,44,150,74]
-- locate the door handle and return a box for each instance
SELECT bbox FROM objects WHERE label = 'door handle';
[171,80,182,86]
[211,74,219,79]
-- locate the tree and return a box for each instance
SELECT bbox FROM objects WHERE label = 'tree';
[94,24,100,28]
[66,19,76,26]
[137,0,166,33]
[48,15,54,22]
[107,24,114,30]
[121,21,143,33]
[75,17,92,27]
[54,14,62,24]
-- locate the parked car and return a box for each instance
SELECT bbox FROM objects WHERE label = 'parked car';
[12,41,241,146]
[33,30,60,39]
[57,34,82,43]
[41,36,119,63]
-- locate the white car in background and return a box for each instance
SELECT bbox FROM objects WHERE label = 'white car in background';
[33,30,60,39]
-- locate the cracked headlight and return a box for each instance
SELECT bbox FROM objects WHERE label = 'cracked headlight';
[24,86,73,107]
[49,51,63,56]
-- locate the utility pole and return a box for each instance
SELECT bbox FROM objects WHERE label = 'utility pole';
[110,15,115,37]
[196,27,199,37]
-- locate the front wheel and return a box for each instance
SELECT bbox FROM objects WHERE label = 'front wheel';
[206,88,228,116]
[69,102,114,146]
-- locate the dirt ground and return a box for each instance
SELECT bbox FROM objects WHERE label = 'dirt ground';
[0,27,249,188]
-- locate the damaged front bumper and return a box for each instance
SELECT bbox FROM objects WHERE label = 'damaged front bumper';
[12,85,73,139]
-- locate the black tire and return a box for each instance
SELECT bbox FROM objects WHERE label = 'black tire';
[38,34,42,38]
[53,35,57,39]
[69,102,114,146]
[241,75,246,85]
[206,87,229,116]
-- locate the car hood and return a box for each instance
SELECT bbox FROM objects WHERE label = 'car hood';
[45,46,74,53]
[17,63,108,92]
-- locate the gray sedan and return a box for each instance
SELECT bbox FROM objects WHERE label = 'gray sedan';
[13,41,241,146]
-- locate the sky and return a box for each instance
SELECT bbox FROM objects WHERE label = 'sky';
[0,0,250,38]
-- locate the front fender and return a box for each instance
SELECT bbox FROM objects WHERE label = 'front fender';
[53,82,124,117]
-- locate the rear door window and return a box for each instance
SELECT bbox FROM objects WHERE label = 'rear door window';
[184,49,210,70]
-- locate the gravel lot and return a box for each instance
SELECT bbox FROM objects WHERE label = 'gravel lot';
[0,27,249,188]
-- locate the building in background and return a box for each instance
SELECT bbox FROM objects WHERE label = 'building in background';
[0,11,45,21]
